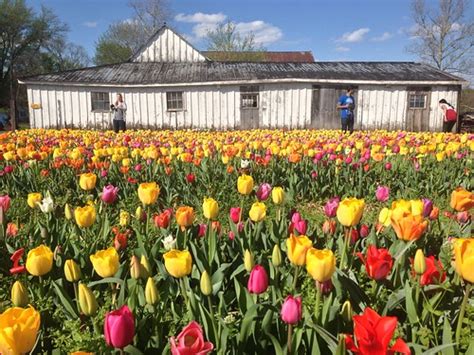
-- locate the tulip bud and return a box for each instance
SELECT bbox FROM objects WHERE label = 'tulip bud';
[64,203,73,220]
[244,249,254,272]
[341,300,352,323]
[140,255,151,278]
[200,270,213,296]
[272,244,282,267]
[135,206,145,221]
[11,280,29,307]
[40,226,48,240]
[64,259,81,282]
[130,255,144,279]
[0,207,5,227]
[78,283,98,316]
[414,249,426,275]
[145,277,159,305]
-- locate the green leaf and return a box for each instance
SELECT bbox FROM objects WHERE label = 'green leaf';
[239,304,258,344]
[421,343,456,355]
[51,280,79,319]
[123,344,144,355]
[266,332,284,355]
[87,277,124,288]
[404,281,418,324]
[441,317,455,355]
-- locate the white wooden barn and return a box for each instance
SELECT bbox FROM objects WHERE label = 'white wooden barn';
[19,25,466,131]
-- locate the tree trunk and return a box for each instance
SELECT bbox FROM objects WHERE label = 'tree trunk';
[9,66,16,131]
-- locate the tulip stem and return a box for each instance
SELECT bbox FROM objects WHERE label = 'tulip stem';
[339,228,350,270]
[287,324,293,354]
[118,348,125,355]
[73,282,80,314]
[455,283,471,347]
[208,295,219,349]
[315,285,322,324]
[179,278,189,310]
[292,267,299,291]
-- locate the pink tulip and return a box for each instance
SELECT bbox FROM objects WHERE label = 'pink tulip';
[104,305,135,349]
[294,219,307,235]
[0,195,11,212]
[311,171,318,179]
[317,279,333,295]
[359,224,370,238]
[170,321,213,355]
[324,197,339,218]
[228,231,235,241]
[291,212,302,224]
[100,170,108,178]
[256,183,272,201]
[101,184,119,204]
[385,162,392,170]
[229,207,241,224]
[4,166,13,174]
[457,211,470,224]
[134,164,142,172]
[247,265,269,294]
[281,295,302,325]
[375,186,390,202]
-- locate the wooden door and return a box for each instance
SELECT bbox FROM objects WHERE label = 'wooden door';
[240,86,260,129]
[406,88,431,131]
[312,86,356,129]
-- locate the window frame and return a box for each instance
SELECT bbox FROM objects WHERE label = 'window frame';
[240,85,260,109]
[408,93,427,110]
[166,91,184,112]
[91,91,111,112]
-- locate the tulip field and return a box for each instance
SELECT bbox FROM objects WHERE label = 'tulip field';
[0,128,473,354]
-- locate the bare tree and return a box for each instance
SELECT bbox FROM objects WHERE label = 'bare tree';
[207,21,264,52]
[128,0,170,36]
[408,0,474,75]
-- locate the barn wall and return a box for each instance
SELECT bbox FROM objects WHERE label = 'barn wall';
[25,83,459,131]
[133,28,206,63]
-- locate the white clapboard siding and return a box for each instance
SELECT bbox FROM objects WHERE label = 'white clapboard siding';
[430,87,458,131]
[132,27,206,63]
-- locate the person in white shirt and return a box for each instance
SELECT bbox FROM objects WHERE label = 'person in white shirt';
[111,94,127,132]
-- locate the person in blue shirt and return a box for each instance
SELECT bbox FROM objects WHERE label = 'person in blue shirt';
[337,88,355,134]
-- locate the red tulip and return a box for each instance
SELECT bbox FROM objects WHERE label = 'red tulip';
[281,295,302,325]
[256,183,272,201]
[104,305,135,349]
[316,279,333,295]
[186,173,196,184]
[415,256,446,286]
[170,321,213,355]
[247,265,269,294]
[345,307,410,355]
[322,219,336,235]
[0,194,11,212]
[198,223,207,237]
[154,209,172,229]
[357,245,393,281]
[229,207,241,224]
[10,248,26,274]
[359,224,369,238]
[101,184,119,204]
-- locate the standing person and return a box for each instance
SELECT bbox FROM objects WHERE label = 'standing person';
[111,94,127,133]
[439,99,457,133]
[337,88,355,134]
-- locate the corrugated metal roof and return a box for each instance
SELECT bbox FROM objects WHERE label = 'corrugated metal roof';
[202,51,315,63]
[20,61,464,85]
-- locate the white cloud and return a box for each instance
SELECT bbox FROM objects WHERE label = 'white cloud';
[175,12,227,24]
[83,21,98,28]
[335,46,350,52]
[175,12,283,46]
[337,28,370,43]
[371,32,393,42]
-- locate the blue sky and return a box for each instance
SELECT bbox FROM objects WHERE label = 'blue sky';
[29,0,471,63]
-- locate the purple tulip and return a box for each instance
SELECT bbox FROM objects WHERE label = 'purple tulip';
[324,197,340,218]
[422,198,433,218]
[256,183,272,201]
[281,295,302,325]
[101,184,119,204]
[375,186,390,202]
[247,265,269,294]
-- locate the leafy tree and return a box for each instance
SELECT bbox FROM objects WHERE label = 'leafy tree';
[206,21,264,52]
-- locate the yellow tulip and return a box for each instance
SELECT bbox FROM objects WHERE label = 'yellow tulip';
[11,281,29,307]
[410,200,424,216]
[413,249,426,275]
[27,192,42,208]
[120,210,130,227]
[271,187,285,205]
[78,283,98,316]
[79,173,97,191]
[145,277,159,305]
[26,245,53,276]
[306,248,336,283]
[272,244,282,267]
[244,249,254,272]
[64,203,73,220]
[163,249,192,278]
[336,198,365,227]
[202,197,219,220]
[175,206,194,228]
[64,259,81,282]
[249,202,266,222]
[237,174,254,195]
[140,255,151,278]
[74,205,96,228]
[0,306,41,355]
[450,187,474,212]
[452,238,474,283]
[378,207,392,227]
[90,247,119,278]
[138,182,160,205]
[200,270,212,296]
[286,234,312,266]
[130,255,145,279]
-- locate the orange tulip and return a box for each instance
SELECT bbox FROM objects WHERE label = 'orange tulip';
[176,206,194,228]
[450,187,474,212]
[390,211,427,241]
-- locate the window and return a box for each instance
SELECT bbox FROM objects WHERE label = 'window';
[240,86,259,109]
[409,94,426,109]
[166,92,184,111]
[91,92,110,111]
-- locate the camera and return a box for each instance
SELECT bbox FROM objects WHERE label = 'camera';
[110,104,115,110]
